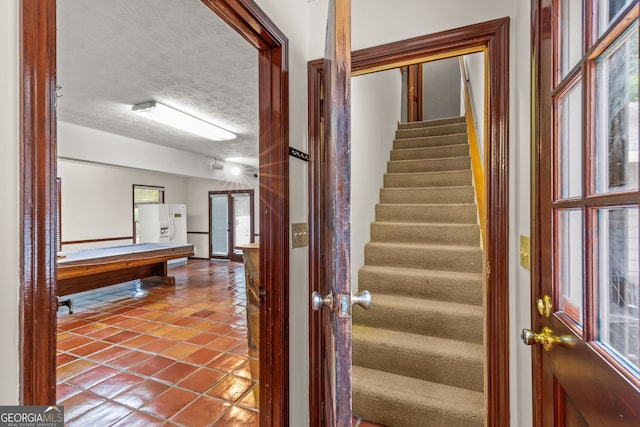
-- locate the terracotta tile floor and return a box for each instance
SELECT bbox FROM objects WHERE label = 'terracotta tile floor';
[56,259,258,427]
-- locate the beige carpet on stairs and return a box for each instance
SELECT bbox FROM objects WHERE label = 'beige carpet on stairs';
[352,116,484,427]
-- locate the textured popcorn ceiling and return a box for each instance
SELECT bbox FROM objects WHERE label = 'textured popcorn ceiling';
[57,0,259,167]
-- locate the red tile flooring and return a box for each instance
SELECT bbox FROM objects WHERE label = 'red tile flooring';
[56,259,258,426]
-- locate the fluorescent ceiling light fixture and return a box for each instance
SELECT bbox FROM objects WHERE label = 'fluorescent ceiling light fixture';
[132,101,236,141]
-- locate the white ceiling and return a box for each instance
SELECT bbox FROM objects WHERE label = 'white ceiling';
[57,0,259,168]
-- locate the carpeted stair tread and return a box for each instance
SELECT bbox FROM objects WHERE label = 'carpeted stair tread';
[352,325,483,391]
[375,203,478,224]
[390,143,469,161]
[364,241,482,273]
[395,122,467,139]
[379,186,475,204]
[353,365,483,427]
[358,265,483,305]
[393,133,468,150]
[371,222,481,246]
[384,169,472,187]
[397,116,466,129]
[387,156,471,173]
[353,293,482,344]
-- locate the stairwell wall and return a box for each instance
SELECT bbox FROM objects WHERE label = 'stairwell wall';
[351,70,402,293]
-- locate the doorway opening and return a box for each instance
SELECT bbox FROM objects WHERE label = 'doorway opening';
[308,17,509,425]
[20,1,289,425]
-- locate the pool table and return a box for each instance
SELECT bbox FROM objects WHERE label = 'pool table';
[56,243,195,297]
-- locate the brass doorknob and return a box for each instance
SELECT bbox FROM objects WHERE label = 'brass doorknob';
[521,327,575,351]
[537,295,552,317]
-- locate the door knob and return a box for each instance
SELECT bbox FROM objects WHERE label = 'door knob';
[537,295,552,317]
[521,326,575,351]
[311,291,333,311]
[352,290,372,310]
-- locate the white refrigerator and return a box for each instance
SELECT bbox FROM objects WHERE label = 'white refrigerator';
[138,203,188,267]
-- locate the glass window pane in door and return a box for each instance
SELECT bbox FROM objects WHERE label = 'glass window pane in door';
[595,22,639,194]
[557,209,584,325]
[561,0,583,78]
[233,194,252,255]
[597,206,639,374]
[558,82,583,199]
[598,0,635,36]
[211,195,229,256]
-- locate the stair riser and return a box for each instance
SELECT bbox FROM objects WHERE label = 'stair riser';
[387,157,470,173]
[379,186,475,204]
[353,339,484,392]
[371,223,481,246]
[398,117,466,130]
[395,123,467,139]
[390,144,469,160]
[365,244,483,273]
[353,389,483,427]
[359,267,483,305]
[384,170,472,188]
[354,305,483,344]
[375,204,477,224]
[393,133,467,150]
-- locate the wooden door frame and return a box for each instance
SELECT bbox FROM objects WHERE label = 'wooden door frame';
[308,17,510,426]
[20,1,290,425]
[208,189,255,261]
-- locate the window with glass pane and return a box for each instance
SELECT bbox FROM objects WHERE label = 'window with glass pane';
[232,193,252,255]
[595,22,639,194]
[597,206,639,373]
[558,82,583,199]
[561,0,583,78]
[558,209,584,325]
[133,185,165,243]
[598,0,635,35]
[211,194,229,256]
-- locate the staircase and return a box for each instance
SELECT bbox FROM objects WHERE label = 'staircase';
[352,117,484,426]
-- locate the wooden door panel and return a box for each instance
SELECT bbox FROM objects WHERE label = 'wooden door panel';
[319,0,352,424]
[532,0,640,425]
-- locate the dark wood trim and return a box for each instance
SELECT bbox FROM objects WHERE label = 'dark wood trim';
[22,1,289,423]
[187,231,209,235]
[406,63,423,122]
[531,1,552,425]
[61,236,133,246]
[307,57,324,427]
[308,16,510,426]
[20,0,58,405]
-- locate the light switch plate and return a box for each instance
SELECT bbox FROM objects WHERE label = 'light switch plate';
[520,235,531,270]
[291,223,309,248]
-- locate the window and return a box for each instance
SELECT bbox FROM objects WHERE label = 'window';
[133,185,165,243]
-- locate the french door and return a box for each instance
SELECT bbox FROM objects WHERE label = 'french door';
[209,190,254,261]
[531,0,640,425]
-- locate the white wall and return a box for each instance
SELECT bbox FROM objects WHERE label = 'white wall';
[57,159,189,251]
[422,57,462,120]
[185,177,259,259]
[58,121,252,183]
[351,70,402,292]
[251,1,311,423]
[0,0,19,405]
[463,52,486,164]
